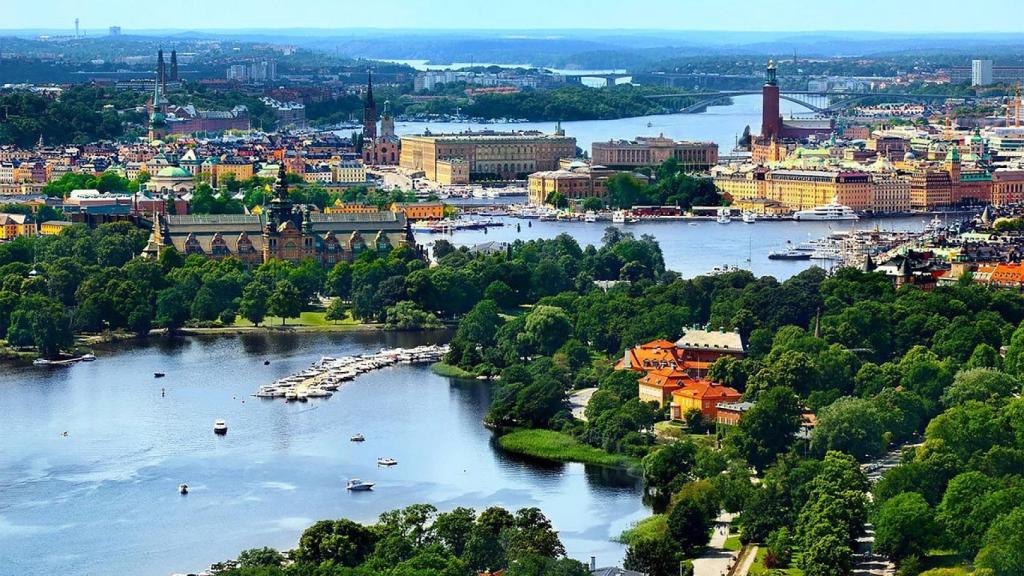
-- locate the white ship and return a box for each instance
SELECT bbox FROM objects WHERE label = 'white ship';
[716,207,731,224]
[792,197,859,221]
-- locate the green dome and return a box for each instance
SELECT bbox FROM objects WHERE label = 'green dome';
[157,166,191,178]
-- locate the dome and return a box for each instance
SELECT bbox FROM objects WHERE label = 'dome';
[157,166,191,179]
[903,151,917,160]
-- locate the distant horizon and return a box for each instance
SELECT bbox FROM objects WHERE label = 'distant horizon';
[6,27,1024,36]
[6,0,1024,34]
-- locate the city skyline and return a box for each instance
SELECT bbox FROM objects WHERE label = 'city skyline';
[5,0,1024,33]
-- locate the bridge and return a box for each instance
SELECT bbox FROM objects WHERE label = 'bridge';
[644,90,970,115]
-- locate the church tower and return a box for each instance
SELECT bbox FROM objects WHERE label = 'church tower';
[761,60,782,141]
[157,49,166,93]
[148,67,168,141]
[170,50,178,81]
[380,99,395,138]
[363,69,378,140]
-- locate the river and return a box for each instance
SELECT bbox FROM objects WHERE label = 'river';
[0,332,645,576]
[394,94,813,151]
[414,214,936,280]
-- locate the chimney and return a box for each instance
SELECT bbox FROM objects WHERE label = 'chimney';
[590,556,596,571]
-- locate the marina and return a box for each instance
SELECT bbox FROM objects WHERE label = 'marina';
[253,344,449,401]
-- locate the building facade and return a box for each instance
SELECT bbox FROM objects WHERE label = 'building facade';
[400,130,577,184]
[591,136,718,170]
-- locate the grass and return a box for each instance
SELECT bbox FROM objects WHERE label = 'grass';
[618,514,668,545]
[497,429,641,469]
[748,546,804,576]
[723,535,742,552]
[919,550,971,575]
[431,362,478,378]
[233,310,362,329]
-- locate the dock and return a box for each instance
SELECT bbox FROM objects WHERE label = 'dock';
[253,344,449,402]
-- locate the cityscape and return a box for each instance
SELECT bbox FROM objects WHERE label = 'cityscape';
[3,3,1024,576]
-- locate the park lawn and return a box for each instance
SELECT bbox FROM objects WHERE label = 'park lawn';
[233,310,361,328]
[723,535,742,552]
[431,362,478,379]
[919,550,972,575]
[748,547,803,576]
[497,429,641,469]
[618,514,668,544]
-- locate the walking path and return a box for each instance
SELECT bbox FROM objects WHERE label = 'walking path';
[693,513,738,576]
[569,387,598,421]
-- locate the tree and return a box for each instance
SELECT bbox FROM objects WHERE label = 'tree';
[581,197,603,212]
[385,301,442,330]
[734,386,803,472]
[667,490,714,556]
[236,547,284,568]
[505,507,566,560]
[156,287,189,332]
[975,506,1024,576]
[433,506,476,557]
[293,518,377,567]
[6,294,72,357]
[624,536,680,576]
[873,492,935,561]
[324,298,347,324]
[642,441,696,495]
[521,305,572,356]
[940,368,1020,407]
[268,280,302,325]
[239,282,270,327]
[810,396,885,461]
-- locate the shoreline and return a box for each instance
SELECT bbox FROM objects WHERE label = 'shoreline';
[496,428,642,471]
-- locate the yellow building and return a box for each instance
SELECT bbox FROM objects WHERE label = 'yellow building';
[526,164,628,206]
[765,170,873,211]
[869,174,912,213]
[400,130,577,184]
[39,220,73,236]
[331,160,367,184]
[324,200,379,214]
[0,213,37,240]
[390,202,445,221]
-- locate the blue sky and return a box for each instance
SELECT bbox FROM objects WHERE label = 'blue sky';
[4,0,1024,32]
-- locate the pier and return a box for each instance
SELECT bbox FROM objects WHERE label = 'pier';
[253,344,449,402]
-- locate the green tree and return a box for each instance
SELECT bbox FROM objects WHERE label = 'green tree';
[624,536,680,576]
[324,298,348,324]
[810,397,885,461]
[239,282,270,327]
[6,294,72,357]
[975,506,1024,576]
[268,280,302,325]
[156,287,189,332]
[293,518,377,567]
[236,547,284,568]
[667,490,714,556]
[521,305,572,356]
[734,386,803,472]
[940,368,1020,407]
[873,492,935,561]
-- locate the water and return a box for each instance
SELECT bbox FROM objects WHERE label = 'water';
[395,94,811,151]
[415,215,932,280]
[0,332,645,576]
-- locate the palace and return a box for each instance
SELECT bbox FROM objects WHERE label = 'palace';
[143,165,414,265]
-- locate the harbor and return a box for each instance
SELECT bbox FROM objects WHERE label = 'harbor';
[254,344,449,401]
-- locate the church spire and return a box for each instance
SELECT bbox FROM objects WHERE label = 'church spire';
[363,67,378,140]
[275,162,288,200]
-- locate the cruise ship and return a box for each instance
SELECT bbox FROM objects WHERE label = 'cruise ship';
[792,198,859,221]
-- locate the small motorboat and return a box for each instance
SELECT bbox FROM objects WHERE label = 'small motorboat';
[154,372,166,378]
[263,360,270,366]
[179,483,189,495]
[33,358,50,366]
[285,391,298,402]
[213,420,228,435]
[346,479,374,491]
[81,353,96,362]
[377,457,398,466]
[350,434,365,442]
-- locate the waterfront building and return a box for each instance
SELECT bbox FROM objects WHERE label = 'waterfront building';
[400,129,576,184]
[909,147,992,209]
[764,169,873,211]
[390,201,445,221]
[992,169,1024,205]
[526,162,638,206]
[869,174,912,213]
[144,166,413,266]
[591,135,718,171]
[0,212,36,239]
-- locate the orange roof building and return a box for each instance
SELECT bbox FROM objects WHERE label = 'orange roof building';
[638,368,692,407]
[616,339,686,372]
[670,380,743,420]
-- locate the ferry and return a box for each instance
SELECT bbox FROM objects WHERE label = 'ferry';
[213,420,228,435]
[377,457,398,466]
[741,211,756,224]
[792,198,859,221]
[716,207,731,224]
[350,433,365,442]
[768,249,812,260]
[583,211,598,223]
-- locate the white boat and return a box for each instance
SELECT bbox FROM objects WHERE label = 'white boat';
[346,479,374,491]
[583,211,597,223]
[611,210,626,224]
[793,197,859,221]
[179,483,189,495]
[716,207,731,224]
[213,420,228,435]
[377,457,398,466]
[741,211,756,224]
[924,214,943,232]
[33,358,50,366]
[350,433,365,442]
[284,391,298,402]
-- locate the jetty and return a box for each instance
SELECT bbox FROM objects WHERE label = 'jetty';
[253,344,449,401]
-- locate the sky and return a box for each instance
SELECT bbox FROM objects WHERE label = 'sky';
[2,0,1024,33]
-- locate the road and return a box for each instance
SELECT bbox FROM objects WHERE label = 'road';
[852,444,920,576]
[692,513,738,576]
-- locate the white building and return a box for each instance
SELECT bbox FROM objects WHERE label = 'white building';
[972,59,993,86]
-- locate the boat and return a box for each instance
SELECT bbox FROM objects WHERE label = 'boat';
[350,433,365,442]
[792,197,859,221]
[346,479,375,491]
[296,391,309,402]
[33,358,50,366]
[263,360,270,366]
[213,420,228,435]
[284,391,298,402]
[377,457,398,466]
[154,372,166,378]
[708,264,742,276]
[741,211,756,224]
[81,353,96,362]
[716,207,731,224]
[179,483,189,495]
[768,249,812,260]
[924,214,943,233]
[611,210,626,224]
[583,211,597,223]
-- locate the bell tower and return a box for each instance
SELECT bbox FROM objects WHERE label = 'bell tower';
[761,60,782,141]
